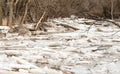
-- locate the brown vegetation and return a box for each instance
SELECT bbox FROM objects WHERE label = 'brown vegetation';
[0,0,120,26]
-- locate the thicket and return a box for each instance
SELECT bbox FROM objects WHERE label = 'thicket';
[0,0,120,26]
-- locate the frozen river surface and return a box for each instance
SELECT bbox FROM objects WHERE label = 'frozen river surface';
[0,18,120,74]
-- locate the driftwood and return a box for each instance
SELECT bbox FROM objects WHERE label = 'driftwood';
[57,23,79,30]
[53,20,79,30]
[35,11,46,30]
[94,18,120,28]
[105,19,120,28]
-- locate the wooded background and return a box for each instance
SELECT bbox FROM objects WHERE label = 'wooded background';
[0,0,120,26]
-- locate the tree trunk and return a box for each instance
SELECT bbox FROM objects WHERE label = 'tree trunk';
[8,0,14,27]
[0,0,3,25]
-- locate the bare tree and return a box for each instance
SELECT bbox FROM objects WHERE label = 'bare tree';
[0,0,3,25]
[111,0,114,20]
[20,0,30,25]
[8,0,14,27]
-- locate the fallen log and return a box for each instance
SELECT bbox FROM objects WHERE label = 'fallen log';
[35,11,46,30]
[105,19,120,28]
[53,20,79,30]
[93,18,120,28]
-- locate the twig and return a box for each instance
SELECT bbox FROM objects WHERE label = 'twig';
[35,11,46,30]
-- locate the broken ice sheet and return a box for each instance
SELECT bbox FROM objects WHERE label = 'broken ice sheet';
[0,17,120,74]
